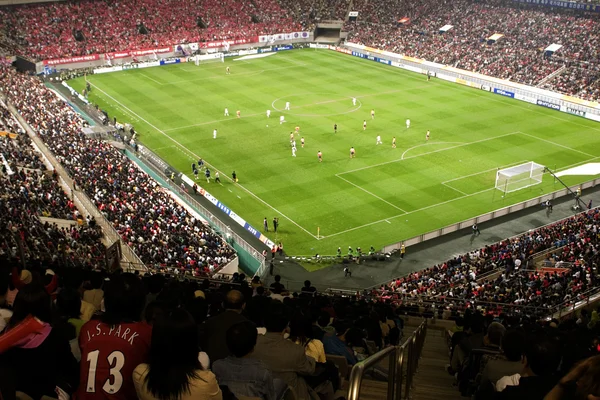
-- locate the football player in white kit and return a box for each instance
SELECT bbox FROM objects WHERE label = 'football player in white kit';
[285,101,290,110]
[213,129,217,139]
[224,107,229,116]
[376,135,382,145]
[266,109,271,118]
[406,119,411,129]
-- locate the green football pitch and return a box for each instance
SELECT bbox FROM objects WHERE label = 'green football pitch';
[70,49,600,256]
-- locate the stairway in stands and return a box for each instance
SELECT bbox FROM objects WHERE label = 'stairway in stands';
[354,321,419,400]
[411,328,463,400]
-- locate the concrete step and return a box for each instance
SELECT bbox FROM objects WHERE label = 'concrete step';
[411,330,463,400]
[358,378,389,400]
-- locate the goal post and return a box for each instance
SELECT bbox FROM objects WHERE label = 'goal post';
[193,52,224,66]
[495,161,545,194]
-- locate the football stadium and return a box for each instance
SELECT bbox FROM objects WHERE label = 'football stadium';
[0,0,600,399]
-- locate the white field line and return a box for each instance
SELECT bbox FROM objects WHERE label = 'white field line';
[324,185,499,239]
[400,141,464,160]
[139,73,163,85]
[89,81,319,240]
[442,160,530,184]
[326,152,600,239]
[335,173,408,213]
[519,131,596,158]
[441,182,468,196]
[340,131,521,176]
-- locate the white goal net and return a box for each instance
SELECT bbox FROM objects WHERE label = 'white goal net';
[495,161,545,193]
[194,52,224,66]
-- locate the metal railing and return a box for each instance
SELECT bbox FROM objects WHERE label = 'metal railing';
[547,287,600,319]
[347,319,427,400]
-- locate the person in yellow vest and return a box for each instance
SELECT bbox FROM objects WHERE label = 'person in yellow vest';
[400,244,406,259]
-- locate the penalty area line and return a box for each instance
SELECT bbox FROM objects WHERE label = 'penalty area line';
[335,174,407,213]
[88,81,320,241]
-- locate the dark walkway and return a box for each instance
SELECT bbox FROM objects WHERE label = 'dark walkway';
[270,187,600,292]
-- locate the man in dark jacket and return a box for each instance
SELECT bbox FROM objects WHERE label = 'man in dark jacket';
[202,290,248,363]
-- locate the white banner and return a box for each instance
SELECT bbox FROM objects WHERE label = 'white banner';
[93,65,123,74]
[239,49,259,55]
[349,11,358,16]
[514,93,537,104]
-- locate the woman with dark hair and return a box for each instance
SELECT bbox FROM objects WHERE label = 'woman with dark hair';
[0,283,79,399]
[289,312,340,392]
[56,287,84,337]
[288,313,326,363]
[134,308,222,400]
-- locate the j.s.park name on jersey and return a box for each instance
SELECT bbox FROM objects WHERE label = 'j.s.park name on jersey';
[83,323,143,346]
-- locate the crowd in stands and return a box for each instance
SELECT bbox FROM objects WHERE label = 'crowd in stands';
[0,265,404,399]
[444,306,600,399]
[1,261,599,400]
[278,0,348,27]
[0,0,302,61]
[345,0,600,101]
[2,0,600,99]
[376,207,600,318]
[0,65,236,274]
[0,101,106,268]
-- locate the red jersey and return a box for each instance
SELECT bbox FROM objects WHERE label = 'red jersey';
[77,321,152,400]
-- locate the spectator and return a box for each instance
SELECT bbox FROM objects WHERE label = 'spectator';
[269,275,285,292]
[78,274,152,400]
[133,308,222,400]
[83,271,104,312]
[0,283,79,399]
[250,301,322,400]
[322,321,358,366]
[0,269,12,334]
[494,333,560,399]
[543,354,600,400]
[301,280,317,296]
[56,287,85,337]
[213,321,282,400]
[289,312,326,363]
[202,290,248,363]
[478,330,525,395]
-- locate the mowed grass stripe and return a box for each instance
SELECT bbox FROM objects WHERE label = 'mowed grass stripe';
[71,49,600,258]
